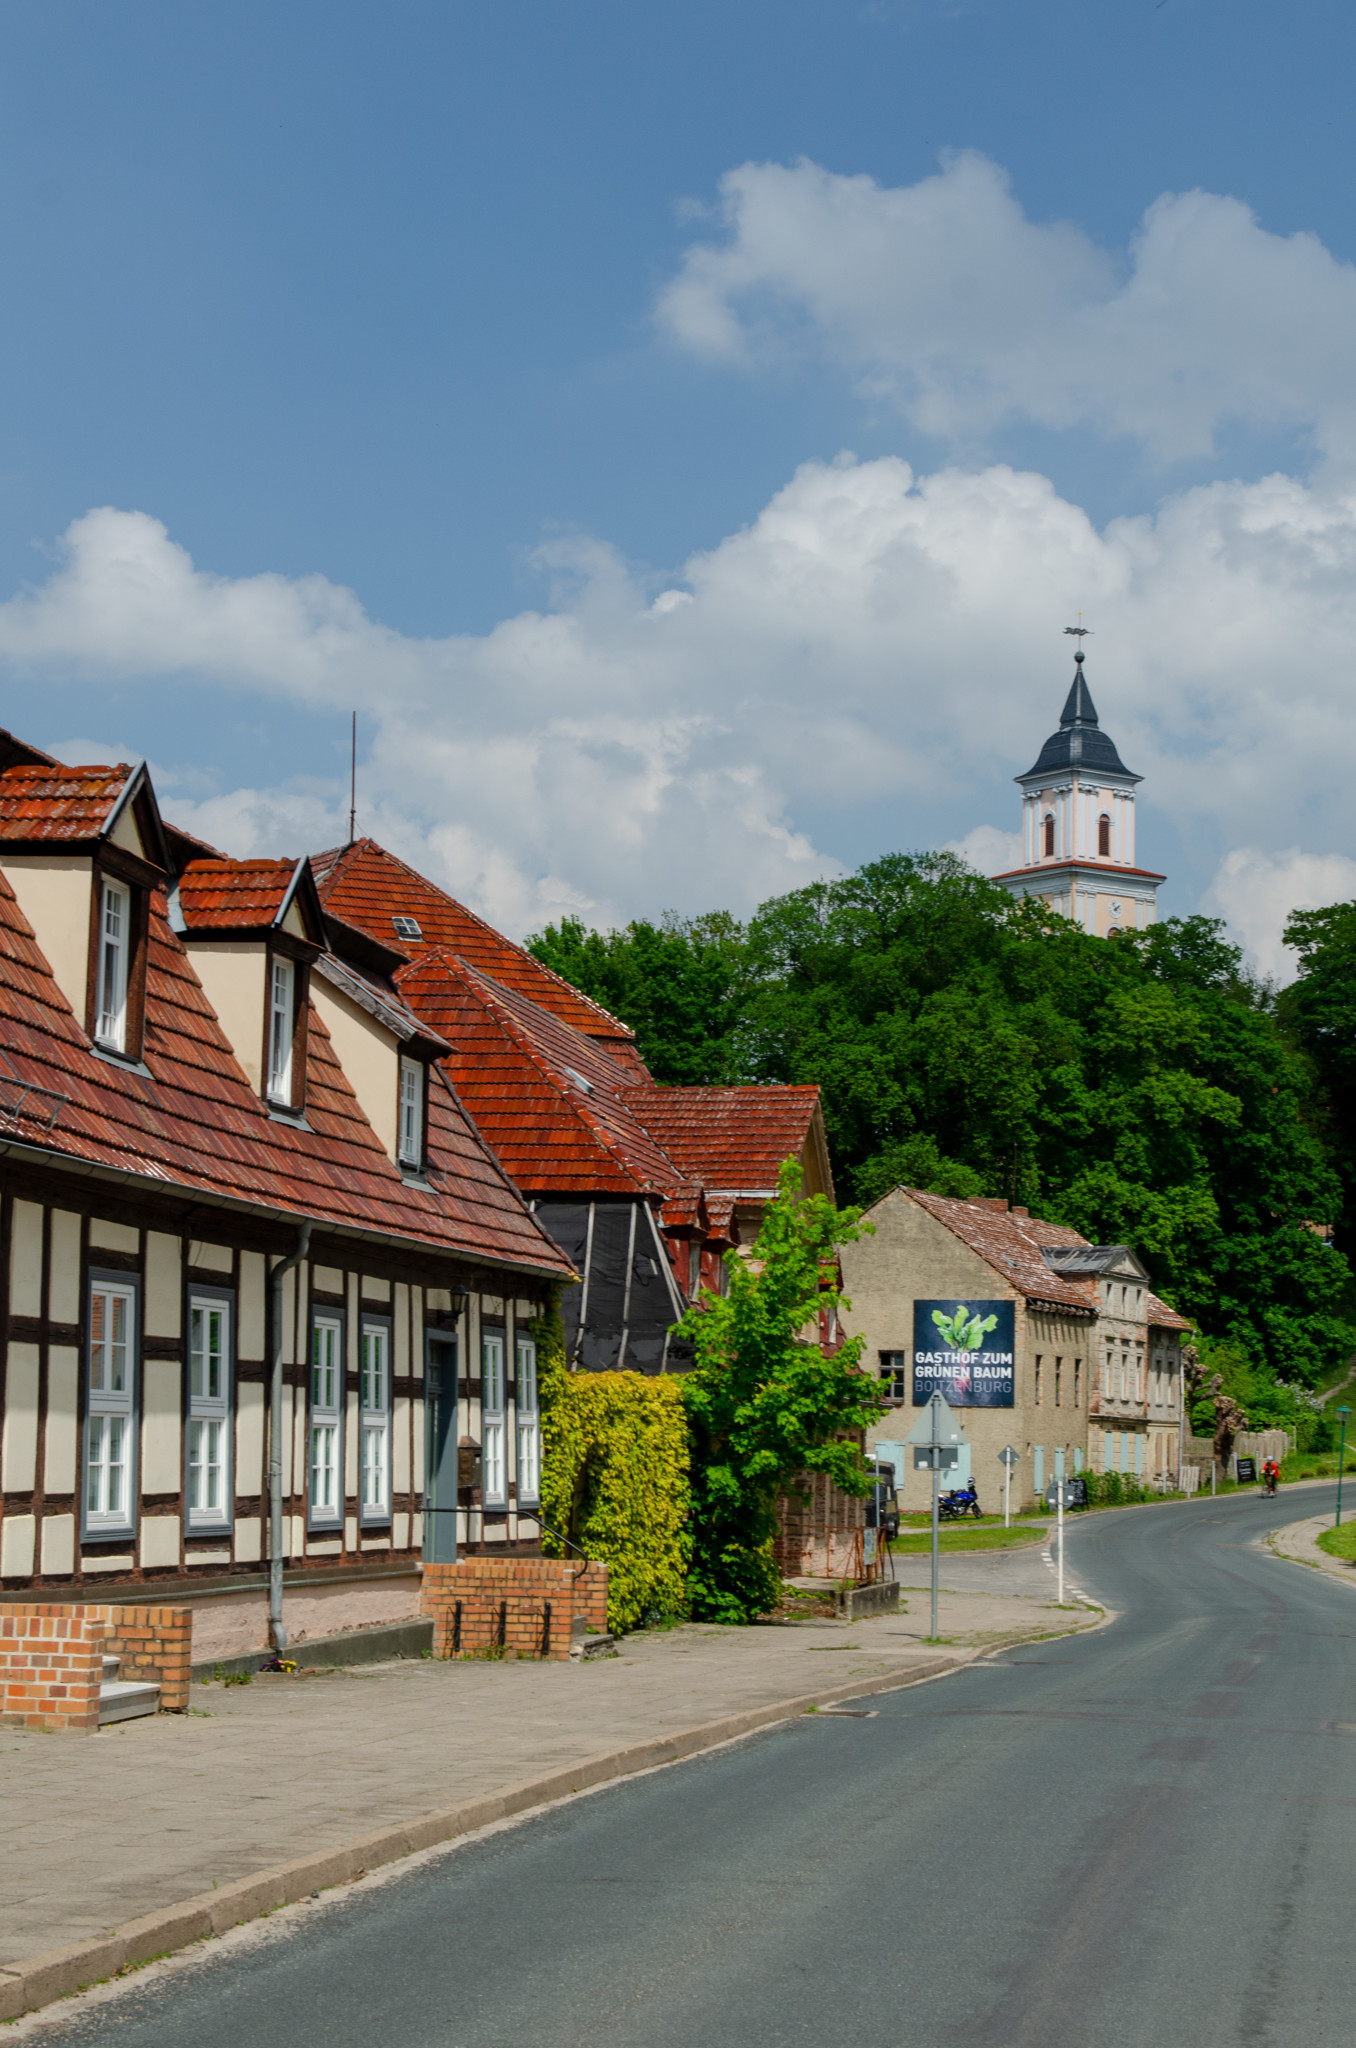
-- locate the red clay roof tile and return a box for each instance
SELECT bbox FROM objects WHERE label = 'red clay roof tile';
[177,858,302,930]
[627,1085,822,1198]
[0,762,135,842]
[0,864,571,1280]
[313,839,637,1046]
[395,948,695,1202]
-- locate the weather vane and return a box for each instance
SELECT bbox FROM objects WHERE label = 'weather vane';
[1063,613,1092,640]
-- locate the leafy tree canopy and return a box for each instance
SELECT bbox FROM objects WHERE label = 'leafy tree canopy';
[538,853,1355,1389]
[676,1162,880,1623]
[1282,899,1356,1256]
[529,910,749,1085]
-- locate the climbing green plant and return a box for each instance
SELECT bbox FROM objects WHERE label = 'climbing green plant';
[536,1302,691,1634]
[677,1162,882,1625]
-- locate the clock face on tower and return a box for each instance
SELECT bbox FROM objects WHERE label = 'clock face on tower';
[1110,900,1123,918]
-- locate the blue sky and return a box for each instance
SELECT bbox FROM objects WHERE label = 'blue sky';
[2,0,1355,970]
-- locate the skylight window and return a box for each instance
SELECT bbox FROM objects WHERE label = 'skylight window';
[563,1066,595,1095]
[392,915,422,941]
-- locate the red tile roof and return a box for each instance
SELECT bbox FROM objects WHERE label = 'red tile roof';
[879,1190,1189,1325]
[177,858,304,931]
[627,1085,823,1199]
[0,762,137,843]
[1147,1291,1192,1332]
[0,867,572,1280]
[895,1191,1101,1314]
[312,839,637,1047]
[395,947,695,1202]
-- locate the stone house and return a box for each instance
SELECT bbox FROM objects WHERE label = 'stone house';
[0,734,574,1666]
[839,1189,1188,1512]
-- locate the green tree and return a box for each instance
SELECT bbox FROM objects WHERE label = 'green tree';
[533,853,1354,1391]
[1282,899,1356,1257]
[528,911,748,1084]
[677,1163,881,1624]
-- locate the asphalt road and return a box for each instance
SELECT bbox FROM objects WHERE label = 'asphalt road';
[39,1488,1356,2048]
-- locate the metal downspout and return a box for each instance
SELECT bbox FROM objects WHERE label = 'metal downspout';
[569,1202,596,1366]
[617,1202,639,1370]
[269,1220,314,1651]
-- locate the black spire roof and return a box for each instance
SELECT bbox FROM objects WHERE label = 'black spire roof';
[1018,653,1138,782]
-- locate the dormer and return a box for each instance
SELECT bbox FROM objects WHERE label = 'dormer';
[307,922,450,1173]
[0,744,170,1065]
[1040,1242,1149,1321]
[173,857,326,1116]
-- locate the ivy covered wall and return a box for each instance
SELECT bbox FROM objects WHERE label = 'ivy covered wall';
[536,1304,692,1634]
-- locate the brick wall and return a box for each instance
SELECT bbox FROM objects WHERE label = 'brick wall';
[422,1558,609,1660]
[774,1470,867,1581]
[82,1605,193,1712]
[0,1601,192,1727]
[0,1606,107,1732]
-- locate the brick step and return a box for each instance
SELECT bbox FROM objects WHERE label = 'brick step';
[570,1634,617,1661]
[98,1679,159,1726]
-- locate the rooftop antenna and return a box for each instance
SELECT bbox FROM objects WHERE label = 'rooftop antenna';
[348,712,357,845]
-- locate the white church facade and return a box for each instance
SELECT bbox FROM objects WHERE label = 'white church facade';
[992,650,1164,934]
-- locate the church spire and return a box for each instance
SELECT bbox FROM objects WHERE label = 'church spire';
[1059,650,1099,730]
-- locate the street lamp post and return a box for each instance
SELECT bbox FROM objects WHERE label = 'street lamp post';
[1337,1406,1352,1528]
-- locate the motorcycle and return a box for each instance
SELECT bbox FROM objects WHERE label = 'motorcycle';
[938,1483,983,1521]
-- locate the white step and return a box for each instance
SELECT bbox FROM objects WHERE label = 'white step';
[99,1679,160,1725]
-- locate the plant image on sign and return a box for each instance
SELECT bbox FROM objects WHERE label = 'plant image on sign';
[932,1306,998,1355]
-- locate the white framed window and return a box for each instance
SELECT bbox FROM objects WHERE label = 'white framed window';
[267,956,295,1104]
[360,1319,391,1522]
[309,1314,343,1527]
[84,1274,138,1536]
[187,1292,232,1528]
[481,1327,506,1507]
[516,1334,540,1506]
[398,1055,424,1169]
[94,879,131,1052]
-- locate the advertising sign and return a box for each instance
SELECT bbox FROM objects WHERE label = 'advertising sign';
[1236,1456,1257,1484]
[912,1299,1016,1407]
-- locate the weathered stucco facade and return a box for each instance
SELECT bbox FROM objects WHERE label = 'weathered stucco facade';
[840,1189,1187,1512]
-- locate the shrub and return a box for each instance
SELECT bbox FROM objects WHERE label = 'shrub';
[537,1303,691,1634]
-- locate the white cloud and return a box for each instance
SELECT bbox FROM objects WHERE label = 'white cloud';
[1203,847,1356,984]
[946,825,1022,878]
[3,460,1356,951]
[658,154,1356,464]
[46,737,142,768]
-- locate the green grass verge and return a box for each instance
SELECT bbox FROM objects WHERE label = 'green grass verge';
[890,1524,1046,1553]
[1282,1450,1356,1482]
[1316,1521,1356,1563]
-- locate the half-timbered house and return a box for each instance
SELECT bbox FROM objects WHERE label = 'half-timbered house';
[0,734,573,1665]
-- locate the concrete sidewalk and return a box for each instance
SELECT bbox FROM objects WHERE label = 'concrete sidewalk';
[0,1578,1100,1979]
[1268,1511,1356,1585]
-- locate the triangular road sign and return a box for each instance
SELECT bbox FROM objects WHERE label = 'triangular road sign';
[905,1391,967,1446]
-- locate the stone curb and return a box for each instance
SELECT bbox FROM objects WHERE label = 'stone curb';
[1266,1513,1356,1585]
[0,1614,1104,2023]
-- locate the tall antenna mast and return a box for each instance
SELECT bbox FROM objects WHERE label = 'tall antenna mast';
[348,712,357,845]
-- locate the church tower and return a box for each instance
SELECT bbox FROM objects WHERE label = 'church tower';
[992,648,1164,934]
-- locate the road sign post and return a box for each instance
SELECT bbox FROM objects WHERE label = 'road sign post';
[998,1445,1019,1528]
[1057,1477,1065,1604]
[1337,1406,1352,1527]
[907,1393,966,1641]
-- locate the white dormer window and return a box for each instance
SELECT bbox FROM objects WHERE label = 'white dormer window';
[267,957,295,1103]
[95,879,130,1051]
[398,1055,425,1168]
